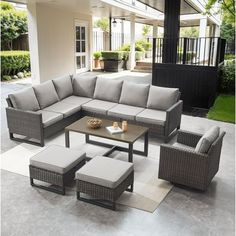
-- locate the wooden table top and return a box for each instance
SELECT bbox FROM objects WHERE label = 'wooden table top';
[65,116,149,143]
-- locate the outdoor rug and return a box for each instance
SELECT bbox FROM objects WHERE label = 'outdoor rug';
[1,131,173,213]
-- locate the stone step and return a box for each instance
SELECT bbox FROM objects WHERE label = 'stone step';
[132,68,152,73]
[136,61,152,67]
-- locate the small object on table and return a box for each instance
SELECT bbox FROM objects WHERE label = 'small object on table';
[113,121,119,129]
[122,121,128,132]
[87,118,102,129]
[106,126,123,134]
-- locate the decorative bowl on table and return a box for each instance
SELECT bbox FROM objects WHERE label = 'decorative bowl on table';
[87,118,102,129]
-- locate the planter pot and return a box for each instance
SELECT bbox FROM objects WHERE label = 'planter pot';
[100,60,104,70]
[103,60,124,72]
[145,50,152,58]
[94,59,100,68]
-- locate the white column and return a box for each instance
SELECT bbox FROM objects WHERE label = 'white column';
[199,16,208,63]
[130,14,135,70]
[27,2,41,85]
[214,25,220,37]
[153,22,158,38]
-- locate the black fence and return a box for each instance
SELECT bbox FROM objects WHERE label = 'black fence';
[152,37,226,67]
[152,37,226,109]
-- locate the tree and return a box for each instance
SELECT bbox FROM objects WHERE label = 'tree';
[205,0,235,25]
[180,27,199,37]
[0,1,28,50]
[94,17,109,32]
[142,25,151,38]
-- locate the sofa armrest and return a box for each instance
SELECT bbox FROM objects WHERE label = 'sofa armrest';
[6,107,43,140]
[177,129,203,147]
[165,100,183,135]
[159,144,208,178]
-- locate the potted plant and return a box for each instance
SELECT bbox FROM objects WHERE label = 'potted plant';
[93,51,101,68]
[101,51,127,72]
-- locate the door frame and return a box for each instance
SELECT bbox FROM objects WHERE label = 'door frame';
[74,20,89,73]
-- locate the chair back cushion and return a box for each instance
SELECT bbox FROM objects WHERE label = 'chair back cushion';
[52,75,73,100]
[119,82,150,107]
[73,75,97,98]
[93,78,123,102]
[33,80,59,109]
[195,126,220,153]
[147,86,179,111]
[8,88,40,111]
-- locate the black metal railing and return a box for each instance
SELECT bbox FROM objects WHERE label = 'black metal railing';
[152,37,226,67]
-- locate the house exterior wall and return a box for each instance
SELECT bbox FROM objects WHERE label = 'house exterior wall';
[27,3,93,84]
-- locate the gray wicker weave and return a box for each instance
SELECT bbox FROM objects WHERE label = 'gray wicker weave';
[76,170,134,210]
[30,159,86,195]
[158,129,225,191]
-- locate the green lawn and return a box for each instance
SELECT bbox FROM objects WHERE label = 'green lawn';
[207,95,235,123]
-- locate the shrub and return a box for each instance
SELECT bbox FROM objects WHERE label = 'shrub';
[220,60,235,94]
[119,42,145,52]
[225,54,235,60]
[2,75,12,81]
[93,51,101,60]
[177,51,196,62]
[136,39,152,51]
[1,51,30,79]
[101,51,126,60]
[135,51,144,61]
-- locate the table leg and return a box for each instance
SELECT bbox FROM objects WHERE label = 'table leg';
[85,134,89,143]
[65,130,70,148]
[128,143,133,162]
[144,131,149,156]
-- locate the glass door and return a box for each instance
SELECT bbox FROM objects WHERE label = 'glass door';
[75,21,89,73]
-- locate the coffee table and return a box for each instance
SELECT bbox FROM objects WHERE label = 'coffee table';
[65,116,149,162]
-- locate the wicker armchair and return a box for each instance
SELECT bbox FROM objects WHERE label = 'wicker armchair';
[158,129,225,191]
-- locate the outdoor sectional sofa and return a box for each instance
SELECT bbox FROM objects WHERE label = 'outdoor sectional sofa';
[6,75,183,146]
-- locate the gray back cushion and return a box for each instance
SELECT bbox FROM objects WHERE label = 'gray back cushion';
[195,126,220,153]
[8,88,40,111]
[93,78,123,103]
[52,75,73,100]
[119,82,150,107]
[73,75,97,98]
[33,80,59,109]
[147,86,179,111]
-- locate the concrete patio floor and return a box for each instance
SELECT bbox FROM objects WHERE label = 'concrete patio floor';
[1,71,235,236]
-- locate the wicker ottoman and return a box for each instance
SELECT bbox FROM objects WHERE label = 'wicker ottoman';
[29,145,86,195]
[75,156,134,210]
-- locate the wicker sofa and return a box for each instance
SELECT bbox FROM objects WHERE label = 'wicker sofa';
[6,75,183,146]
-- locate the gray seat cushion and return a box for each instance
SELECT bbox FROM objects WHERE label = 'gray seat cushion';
[135,109,166,126]
[195,126,220,153]
[43,101,81,118]
[73,75,97,98]
[147,86,179,111]
[75,156,133,188]
[52,75,73,100]
[108,104,144,120]
[119,82,150,107]
[82,99,117,115]
[61,95,92,106]
[36,110,63,127]
[33,80,59,109]
[173,142,195,151]
[30,145,86,174]
[8,88,40,111]
[93,78,123,103]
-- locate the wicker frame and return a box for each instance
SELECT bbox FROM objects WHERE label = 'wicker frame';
[29,159,86,195]
[6,95,182,146]
[76,170,134,210]
[158,129,226,191]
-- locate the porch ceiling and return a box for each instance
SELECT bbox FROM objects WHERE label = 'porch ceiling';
[8,0,216,27]
[137,0,200,14]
